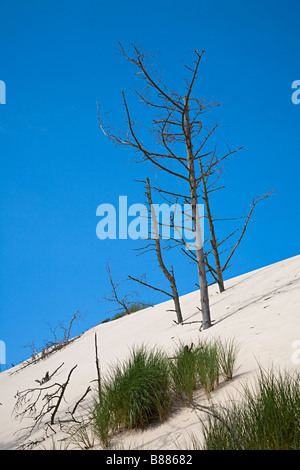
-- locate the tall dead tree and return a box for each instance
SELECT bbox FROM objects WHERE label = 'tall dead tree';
[98,46,213,329]
[98,44,272,325]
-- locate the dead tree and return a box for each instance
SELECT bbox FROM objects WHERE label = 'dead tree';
[14,312,84,376]
[103,261,134,316]
[94,333,102,399]
[43,310,83,354]
[98,44,273,302]
[102,261,151,318]
[98,45,213,329]
[129,177,183,324]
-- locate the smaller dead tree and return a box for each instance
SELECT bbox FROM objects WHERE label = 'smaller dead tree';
[102,261,151,319]
[129,177,183,324]
[24,311,83,363]
[103,261,134,316]
[146,177,183,324]
[44,310,83,352]
[10,313,83,377]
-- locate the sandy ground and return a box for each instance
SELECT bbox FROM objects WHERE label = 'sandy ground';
[0,254,299,450]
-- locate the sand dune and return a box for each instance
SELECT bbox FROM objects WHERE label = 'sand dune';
[0,254,299,450]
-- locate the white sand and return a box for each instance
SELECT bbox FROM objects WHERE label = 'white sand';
[0,254,299,450]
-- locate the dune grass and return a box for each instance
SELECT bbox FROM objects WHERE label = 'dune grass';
[202,368,300,450]
[92,338,239,448]
[93,345,172,446]
[90,339,300,450]
[217,337,240,381]
[196,339,220,400]
[92,393,113,448]
[170,338,239,401]
[170,343,199,400]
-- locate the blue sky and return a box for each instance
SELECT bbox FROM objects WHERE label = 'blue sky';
[0,0,299,369]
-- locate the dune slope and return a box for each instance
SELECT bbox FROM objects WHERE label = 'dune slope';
[0,254,299,450]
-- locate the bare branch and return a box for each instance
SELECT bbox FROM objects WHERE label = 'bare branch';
[222,192,273,272]
[121,90,189,182]
[128,275,172,298]
[183,396,246,450]
[119,43,184,111]
[69,386,91,421]
[50,365,77,425]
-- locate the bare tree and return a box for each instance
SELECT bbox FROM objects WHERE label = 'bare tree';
[98,45,213,329]
[98,44,272,307]
[129,177,183,324]
[102,261,151,319]
[19,311,83,372]
[43,311,83,352]
[104,261,134,316]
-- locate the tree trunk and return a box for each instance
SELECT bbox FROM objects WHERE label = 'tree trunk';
[183,96,211,329]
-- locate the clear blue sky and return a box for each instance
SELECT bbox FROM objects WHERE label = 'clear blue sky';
[0,0,299,369]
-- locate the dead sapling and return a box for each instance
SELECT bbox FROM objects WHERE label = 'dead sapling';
[101,260,151,320]
[129,177,183,324]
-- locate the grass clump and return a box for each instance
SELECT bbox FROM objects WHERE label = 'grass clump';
[203,369,300,450]
[93,345,172,446]
[170,338,239,401]
[92,394,112,448]
[92,337,239,447]
[170,343,199,400]
[217,337,240,381]
[196,339,220,400]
